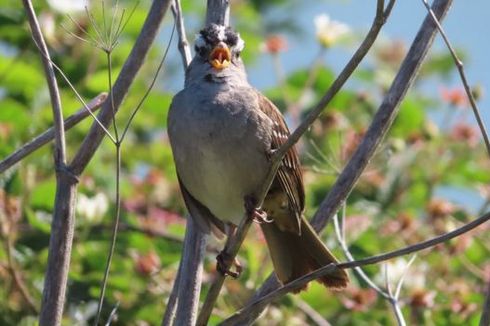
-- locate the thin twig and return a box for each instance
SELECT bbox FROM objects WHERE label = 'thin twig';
[394,255,416,300]
[333,211,389,298]
[120,21,176,142]
[171,0,192,70]
[420,0,490,158]
[294,297,332,326]
[221,210,490,325]
[334,206,407,325]
[96,3,174,323]
[28,42,116,143]
[0,93,107,174]
[22,0,66,167]
[94,145,121,326]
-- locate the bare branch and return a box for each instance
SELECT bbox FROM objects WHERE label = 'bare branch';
[205,0,230,27]
[309,0,449,233]
[221,210,490,325]
[335,206,407,325]
[171,0,192,70]
[0,93,107,174]
[22,0,66,167]
[175,220,208,325]
[421,0,490,158]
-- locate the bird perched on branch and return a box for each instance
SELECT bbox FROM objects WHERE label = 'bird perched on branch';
[167,24,348,291]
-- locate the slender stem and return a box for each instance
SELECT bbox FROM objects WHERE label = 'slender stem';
[333,212,389,299]
[120,21,176,142]
[107,52,119,141]
[420,0,490,158]
[22,0,66,167]
[171,0,192,69]
[0,93,107,174]
[27,43,116,143]
[205,0,230,26]
[95,144,122,326]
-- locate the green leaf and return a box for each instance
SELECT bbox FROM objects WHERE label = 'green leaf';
[30,179,56,211]
[25,209,51,234]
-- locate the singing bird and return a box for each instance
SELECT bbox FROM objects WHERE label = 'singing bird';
[167,24,348,290]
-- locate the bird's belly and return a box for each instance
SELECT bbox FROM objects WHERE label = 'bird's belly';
[171,107,270,225]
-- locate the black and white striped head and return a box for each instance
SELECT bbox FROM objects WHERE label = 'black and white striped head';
[194,24,245,70]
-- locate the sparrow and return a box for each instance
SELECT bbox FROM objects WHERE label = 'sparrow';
[167,24,348,290]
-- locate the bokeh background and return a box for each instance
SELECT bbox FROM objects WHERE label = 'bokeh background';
[1,0,489,325]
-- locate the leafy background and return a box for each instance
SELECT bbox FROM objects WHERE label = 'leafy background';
[0,0,489,325]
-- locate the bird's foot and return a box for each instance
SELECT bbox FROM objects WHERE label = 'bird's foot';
[216,251,242,278]
[244,195,273,224]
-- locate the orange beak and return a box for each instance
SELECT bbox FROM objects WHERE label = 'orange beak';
[209,44,231,70]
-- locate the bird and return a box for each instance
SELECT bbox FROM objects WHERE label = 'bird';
[167,23,348,291]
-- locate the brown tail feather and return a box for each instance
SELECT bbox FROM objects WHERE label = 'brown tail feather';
[261,217,348,292]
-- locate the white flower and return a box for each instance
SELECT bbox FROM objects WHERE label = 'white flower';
[314,14,350,48]
[375,257,427,291]
[47,0,88,14]
[77,192,109,223]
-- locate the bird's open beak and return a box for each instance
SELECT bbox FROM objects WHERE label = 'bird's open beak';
[209,44,231,70]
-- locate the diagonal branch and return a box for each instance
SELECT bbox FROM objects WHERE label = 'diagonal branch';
[22,0,66,168]
[0,93,107,174]
[238,0,453,324]
[421,0,490,158]
[222,210,490,325]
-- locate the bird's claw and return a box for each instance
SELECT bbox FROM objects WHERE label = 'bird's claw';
[216,251,242,278]
[244,195,273,224]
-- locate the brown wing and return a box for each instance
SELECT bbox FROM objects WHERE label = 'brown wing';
[256,91,305,233]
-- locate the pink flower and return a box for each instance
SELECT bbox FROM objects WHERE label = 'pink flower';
[450,122,479,147]
[440,87,468,108]
[261,35,287,54]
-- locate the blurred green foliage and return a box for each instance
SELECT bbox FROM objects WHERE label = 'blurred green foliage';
[0,0,489,325]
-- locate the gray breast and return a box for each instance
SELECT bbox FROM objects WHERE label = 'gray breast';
[168,84,272,225]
